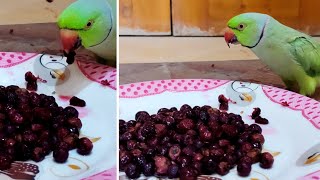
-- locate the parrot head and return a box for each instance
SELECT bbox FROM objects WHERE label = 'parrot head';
[57,0,113,54]
[224,13,269,48]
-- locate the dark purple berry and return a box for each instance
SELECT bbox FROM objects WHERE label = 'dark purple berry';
[167,164,179,178]
[218,94,228,103]
[69,96,86,107]
[125,163,141,179]
[143,162,155,176]
[179,167,198,179]
[53,148,69,163]
[63,106,79,118]
[255,116,269,124]
[119,151,132,171]
[177,118,195,132]
[25,71,37,82]
[0,154,12,170]
[250,133,265,145]
[237,162,252,177]
[169,145,181,160]
[201,157,217,175]
[249,124,262,133]
[77,137,93,155]
[135,111,150,122]
[219,103,229,111]
[216,161,230,176]
[26,82,37,91]
[260,152,274,169]
[32,147,45,162]
[67,117,82,129]
[154,155,170,176]
[251,108,261,119]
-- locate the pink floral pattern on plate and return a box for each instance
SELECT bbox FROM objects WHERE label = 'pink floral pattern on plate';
[298,169,320,180]
[0,52,37,67]
[120,79,320,130]
[0,52,117,90]
[82,166,116,180]
[76,59,117,90]
[119,79,229,98]
[262,86,320,129]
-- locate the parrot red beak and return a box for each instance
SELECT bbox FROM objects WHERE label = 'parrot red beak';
[60,29,82,54]
[224,28,238,48]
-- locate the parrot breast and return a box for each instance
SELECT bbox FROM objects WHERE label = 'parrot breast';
[249,18,300,80]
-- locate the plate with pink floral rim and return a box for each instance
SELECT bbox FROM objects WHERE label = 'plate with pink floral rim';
[119,79,320,180]
[0,52,116,180]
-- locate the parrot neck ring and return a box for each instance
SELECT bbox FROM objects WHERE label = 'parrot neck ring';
[89,26,112,48]
[89,6,113,48]
[244,17,270,49]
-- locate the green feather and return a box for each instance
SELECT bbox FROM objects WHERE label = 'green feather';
[289,37,320,77]
[57,0,116,62]
[227,13,320,96]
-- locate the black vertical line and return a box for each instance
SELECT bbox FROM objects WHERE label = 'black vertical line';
[170,0,173,36]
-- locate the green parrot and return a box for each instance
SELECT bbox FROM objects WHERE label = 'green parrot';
[224,13,320,96]
[57,0,116,66]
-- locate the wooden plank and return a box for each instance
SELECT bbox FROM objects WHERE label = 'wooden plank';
[0,0,76,25]
[119,36,258,64]
[0,23,95,60]
[119,61,285,90]
[119,36,320,64]
[119,0,171,35]
[299,0,320,35]
[172,0,320,36]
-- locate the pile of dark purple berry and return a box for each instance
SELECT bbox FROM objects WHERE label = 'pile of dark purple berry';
[0,85,93,170]
[119,102,274,179]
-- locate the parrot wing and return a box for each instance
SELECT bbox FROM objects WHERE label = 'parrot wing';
[289,36,320,77]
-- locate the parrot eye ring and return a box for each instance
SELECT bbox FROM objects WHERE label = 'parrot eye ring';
[238,23,246,31]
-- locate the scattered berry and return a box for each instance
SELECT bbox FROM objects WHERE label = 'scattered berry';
[281,101,290,107]
[101,80,111,86]
[255,116,269,125]
[251,107,261,119]
[70,96,86,107]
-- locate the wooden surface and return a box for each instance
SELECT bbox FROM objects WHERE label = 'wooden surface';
[0,0,75,25]
[119,36,258,64]
[119,36,320,64]
[172,0,320,36]
[120,61,320,101]
[119,0,171,35]
[0,23,96,61]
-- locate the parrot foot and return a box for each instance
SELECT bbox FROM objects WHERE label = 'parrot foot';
[283,80,297,92]
[298,79,317,97]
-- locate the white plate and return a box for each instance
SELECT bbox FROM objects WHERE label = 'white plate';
[119,79,320,180]
[0,52,116,180]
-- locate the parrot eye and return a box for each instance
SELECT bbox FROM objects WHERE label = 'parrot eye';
[85,20,94,29]
[237,23,246,31]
